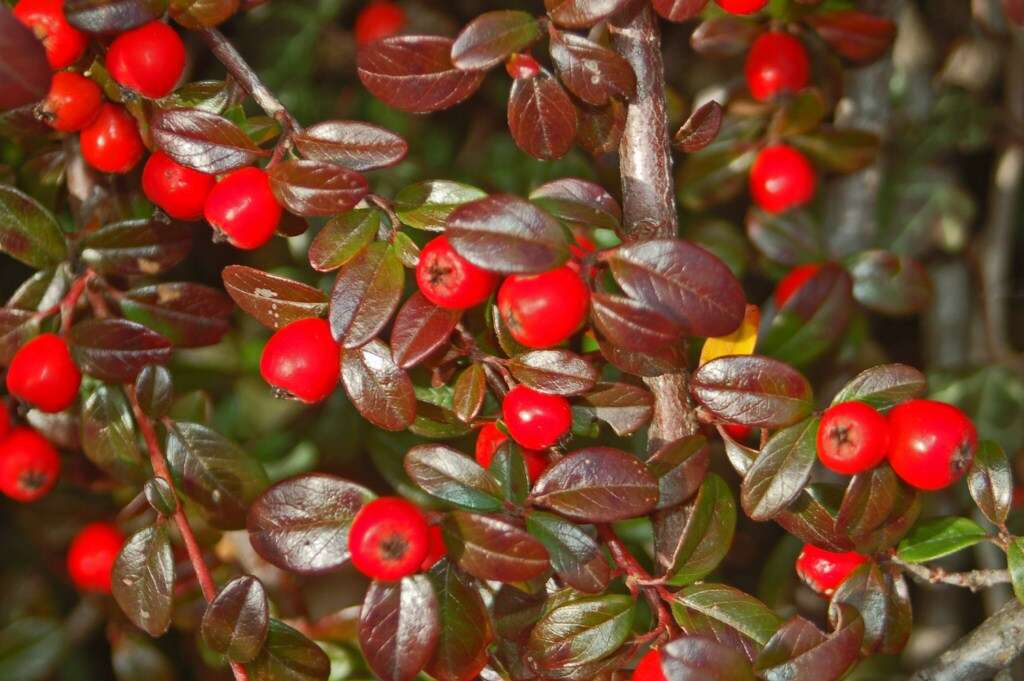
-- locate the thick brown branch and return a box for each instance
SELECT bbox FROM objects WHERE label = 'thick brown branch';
[910,599,1024,681]
[127,388,250,681]
[198,27,301,133]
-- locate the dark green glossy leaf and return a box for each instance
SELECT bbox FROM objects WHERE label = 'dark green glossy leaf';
[831,364,927,410]
[746,208,824,268]
[0,617,65,681]
[526,511,610,594]
[451,364,486,423]
[647,434,709,510]
[307,208,381,272]
[81,384,147,484]
[526,594,634,669]
[740,418,819,521]
[405,444,503,511]
[660,635,755,681]
[530,447,658,522]
[426,561,493,681]
[247,619,330,681]
[112,524,174,637]
[165,420,268,530]
[835,463,901,543]
[672,584,782,647]
[654,473,736,586]
[358,577,439,681]
[488,443,530,505]
[896,516,987,563]
[247,473,373,574]
[0,185,67,269]
[848,250,931,316]
[65,0,166,33]
[134,365,173,419]
[329,242,404,348]
[968,441,1012,527]
[120,283,233,348]
[394,181,486,231]
[828,563,911,655]
[791,128,880,174]
[79,218,191,276]
[442,511,550,582]
[69,319,173,383]
[769,89,827,138]
[1008,537,1024,605]
[691,355,813,428]
[0,309,39,365]
[144,477,177,516]
[201,576,269,663]
[754,609,863,681]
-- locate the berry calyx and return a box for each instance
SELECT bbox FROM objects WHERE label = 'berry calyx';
[745,31,810,102]
[502,385,572,450]
[420,523,446,571]
[348,497,429,580]
[6,333,81,413]
[259,318,340,404]
[887,399,978,490]
[631,648,667,681]
[497,266,590,349]
[475,422,549,482]
[749,144,817,214]
[0,427,60,502]
[142,151,216,221]
[105,21,186,99]
[203,166,282,250]
[13,0,87,69]
[40,71,102,133]
[415,235,499,310]
[354,1,405,46]
[795,544,867,596]
[79,103,145,174]
[506,53,541,80]
[817,401,889,474]
[773,263,822,308]
[66,522,124,594]
[715,0,769,14]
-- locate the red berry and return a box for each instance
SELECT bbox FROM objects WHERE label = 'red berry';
[6,333,81,413]
[348,497,429,580]
[715,0,768,14]
[355,1,405,46]
[502,385,572,450]
[40,71,102,133]
[569,230,597,260]
[497,266,590,349]
[259,318,340,404]
[79,103,145,174]
[67,522,124,594]
[631,648,667,681]
[142,151,215,221]
[817,401,889,475]
[475,422,549,482]
[0,427,60,502]
[745,31,810,102]
[887,399,978,491]
[13,0,87,69]
[420,523,446,571]
[795,544,867,596]
[722,423,752,442]
[105,21,186,99]
[416,235,499,310]
[773,263,822,308]
[750,144,816,214]
[203,167,282,250]
[0,402,10,441]
[506,53,541,80]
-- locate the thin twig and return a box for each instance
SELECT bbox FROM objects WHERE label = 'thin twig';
[127,388,251,681]
[599,524,679,637]
[893,557,1011,592]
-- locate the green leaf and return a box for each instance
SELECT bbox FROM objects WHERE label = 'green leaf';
[526,511,610,593]
[740,418,819,521]
[426,561,493,681]
[654,473,736,586]
[831,364,927,410]
[661,636,756,681]
[488,442,530,505]
[112,524,174,637]
[829,563,911,655]
[0,185,67,268]
[247,619,330,681]
[967,441,1012,527]
[1008,537,1024,605]
[755,609,863,681]
[672,583,782,646]
[307,208,381,272]
[646,434,709,510]
[526,594,634,669]
[0,618,65,681]
[81,384,147,484]
[897,517,988,563]
[165,421,269,530]
[201,576,269,663]
[404,444,504,512]
[394,180,487,231]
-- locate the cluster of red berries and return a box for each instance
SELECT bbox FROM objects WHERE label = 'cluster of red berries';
[0,333,84,503]
[818,397,977,491]
[348,496,444,580]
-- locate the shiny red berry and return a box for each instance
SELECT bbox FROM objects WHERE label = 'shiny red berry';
[67,522,124,594]
[773,263,822,308]
[888,399,978,490]
[203,167,282,250]
[475,422,549,482]
[715,0,768,14]
[795,544,867,596]
[416,235,499,310]
[348,497,429,580]
[502,385,572,450]
[420,523,446,571]
[631,648,667,681]
[745,31,810,102]
[750,144,816,214]
[722,423,752,442]
[13,0,87,69]
[506,53,541,80]
[79,103,145,174]
[0,402,10,441]
[0,427,60,502]
[817,401,889,475]
[355,1,405,46]
[259,318,340,403]
[105,21,186,99]
[142,151,215,221]
[40,71,102,133]
[497,266,590,349]
[6,333,81,413]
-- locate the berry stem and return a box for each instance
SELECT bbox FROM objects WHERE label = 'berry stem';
[198,27,302,134]
[126,387,251,681]
[892,555,1011,592]
[30,269,95,332]
[598,524,679,638]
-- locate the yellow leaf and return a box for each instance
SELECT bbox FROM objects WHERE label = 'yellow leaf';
[699,304,760,366]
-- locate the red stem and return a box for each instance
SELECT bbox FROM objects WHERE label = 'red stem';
[599,525,679,638]
[127,387,251,681]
